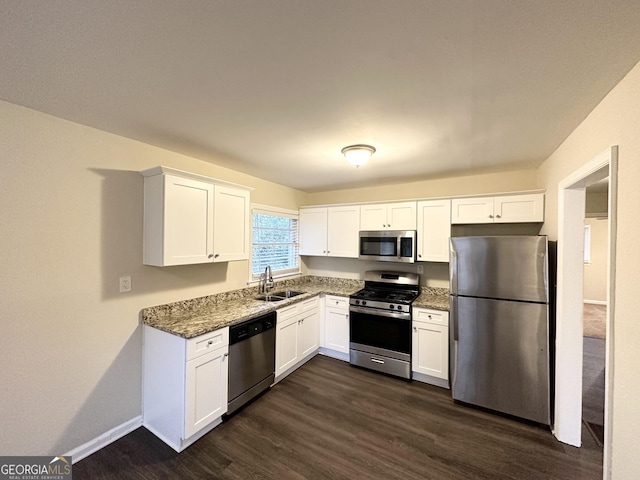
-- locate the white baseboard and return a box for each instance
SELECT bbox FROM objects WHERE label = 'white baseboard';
[412,372,450,389]
[584,299,607,306]
[65,416,142,464]
[318,347,349,362]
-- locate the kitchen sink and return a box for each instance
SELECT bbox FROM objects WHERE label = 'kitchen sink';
[255,290,305,302]
[270,290,305,298]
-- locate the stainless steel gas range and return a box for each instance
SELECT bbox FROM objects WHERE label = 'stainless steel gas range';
[349,270,420,379]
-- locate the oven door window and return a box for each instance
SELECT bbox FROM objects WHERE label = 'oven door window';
[360,237,398,257]
[349,309,411,354]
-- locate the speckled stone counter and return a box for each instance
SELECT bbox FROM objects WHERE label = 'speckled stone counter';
[414,287,450,311]
[141,276,363,339]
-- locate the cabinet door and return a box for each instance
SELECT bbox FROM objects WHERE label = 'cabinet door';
[298,310,320,359]
[387,201,417,230]
[360,204,388,230]
[451,197,494,224]
[299,208,328,256]
[213,185,250,262]
[494,194,544,223]
[275,317,299,377]
[184,346,228,439]
[327,206,360,258]
[417,199,451,262]
[412,321,449,380]
[162,175,215,265]
[324,308,349,354]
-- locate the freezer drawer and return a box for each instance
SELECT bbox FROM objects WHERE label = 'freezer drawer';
[451,296,550,424]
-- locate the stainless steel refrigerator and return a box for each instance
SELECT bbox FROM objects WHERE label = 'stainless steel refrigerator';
[450,235,551,425]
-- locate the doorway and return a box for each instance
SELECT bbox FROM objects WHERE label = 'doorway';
[554,147,617,477]
[582,179,608,449]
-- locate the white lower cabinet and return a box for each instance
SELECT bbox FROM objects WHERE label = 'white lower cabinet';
[411,308,450,388]
[143,325,229,452]
[320,295,350,361]
[275,296,320,380]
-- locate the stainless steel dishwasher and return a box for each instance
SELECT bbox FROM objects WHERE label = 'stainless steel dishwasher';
[227,311,276,415]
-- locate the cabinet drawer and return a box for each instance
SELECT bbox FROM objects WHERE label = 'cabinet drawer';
[277,303,300,322]
[325,295,348,310]
[186,327,229,361]
[299,296,319,313]
[413,308,449,326]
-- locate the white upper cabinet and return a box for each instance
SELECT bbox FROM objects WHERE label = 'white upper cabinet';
[327,206,360,257]
[299,205,360,258]
[451,193,544,224]
[212,185,251,262]
[416,199,451,263]
[142,166,251,266]
[299,208,328,256]
[360,201,417,230]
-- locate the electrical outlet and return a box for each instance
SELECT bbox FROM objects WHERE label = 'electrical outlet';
[416,265,424,274]
[119,275,132,293]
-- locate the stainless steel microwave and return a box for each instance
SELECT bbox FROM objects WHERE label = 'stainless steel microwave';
[359,230,416,263]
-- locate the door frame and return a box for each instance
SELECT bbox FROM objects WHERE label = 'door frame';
[554,146,617,475]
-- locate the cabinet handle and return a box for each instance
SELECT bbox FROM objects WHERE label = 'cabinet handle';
[489,214,494,219]
[371,357,385,364]
[208,254,214,258]
[223,353,229,359]
[207,340,214,346]
[428,315,432,319]
[496,214,501,218]
[336,301,339,305]
[418,254,422,258]
[413,326,417,332]
[327,251,330,254]
[214,253,219,258]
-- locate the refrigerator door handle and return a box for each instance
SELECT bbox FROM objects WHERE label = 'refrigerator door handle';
[450,296,458,341]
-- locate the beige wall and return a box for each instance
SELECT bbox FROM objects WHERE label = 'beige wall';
[304,169,539,205]
[537,60,640,477]
[0,100,308,455]
[584,218,608,303]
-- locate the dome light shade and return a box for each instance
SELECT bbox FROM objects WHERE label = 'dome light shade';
[341,144,376,166]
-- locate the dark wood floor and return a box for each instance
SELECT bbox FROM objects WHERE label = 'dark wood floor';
[74,355,602,479]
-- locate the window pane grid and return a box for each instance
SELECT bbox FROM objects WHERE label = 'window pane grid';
[252,213,299,277]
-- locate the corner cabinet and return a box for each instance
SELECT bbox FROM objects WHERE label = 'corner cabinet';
[143,326,229,452]
[275,296,320,380]
[412,308,449,389]
[416,199,451,262]
[451,193,544,224]
[141,166,252,266]
[360,201,417,230]
[299,206,360,258]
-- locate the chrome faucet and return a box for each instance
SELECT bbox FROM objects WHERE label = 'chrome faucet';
[260,266,274,293]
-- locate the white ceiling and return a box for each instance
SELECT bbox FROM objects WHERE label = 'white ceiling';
[2,1,640,192]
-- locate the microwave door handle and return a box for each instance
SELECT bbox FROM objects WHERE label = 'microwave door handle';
[397,236,402,259]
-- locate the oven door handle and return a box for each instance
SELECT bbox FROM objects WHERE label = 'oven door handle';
[349,305,411,320]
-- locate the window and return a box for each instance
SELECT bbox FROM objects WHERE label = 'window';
[251,205,299,280]
[584,224,591,264]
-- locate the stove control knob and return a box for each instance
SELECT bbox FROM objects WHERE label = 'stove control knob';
[354,300,360,305]
[362,301,367,306]
[396,305,403,312]
[389,304,395,309]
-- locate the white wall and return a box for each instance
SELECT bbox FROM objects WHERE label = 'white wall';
[0,100,308,456]
[537,60,640,478]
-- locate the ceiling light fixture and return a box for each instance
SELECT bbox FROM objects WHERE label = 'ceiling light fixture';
[341,144,376,167]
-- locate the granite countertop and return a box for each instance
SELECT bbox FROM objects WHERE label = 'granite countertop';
[141,276,450,339]
[414,287,450,311]
[141,276,363,339]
